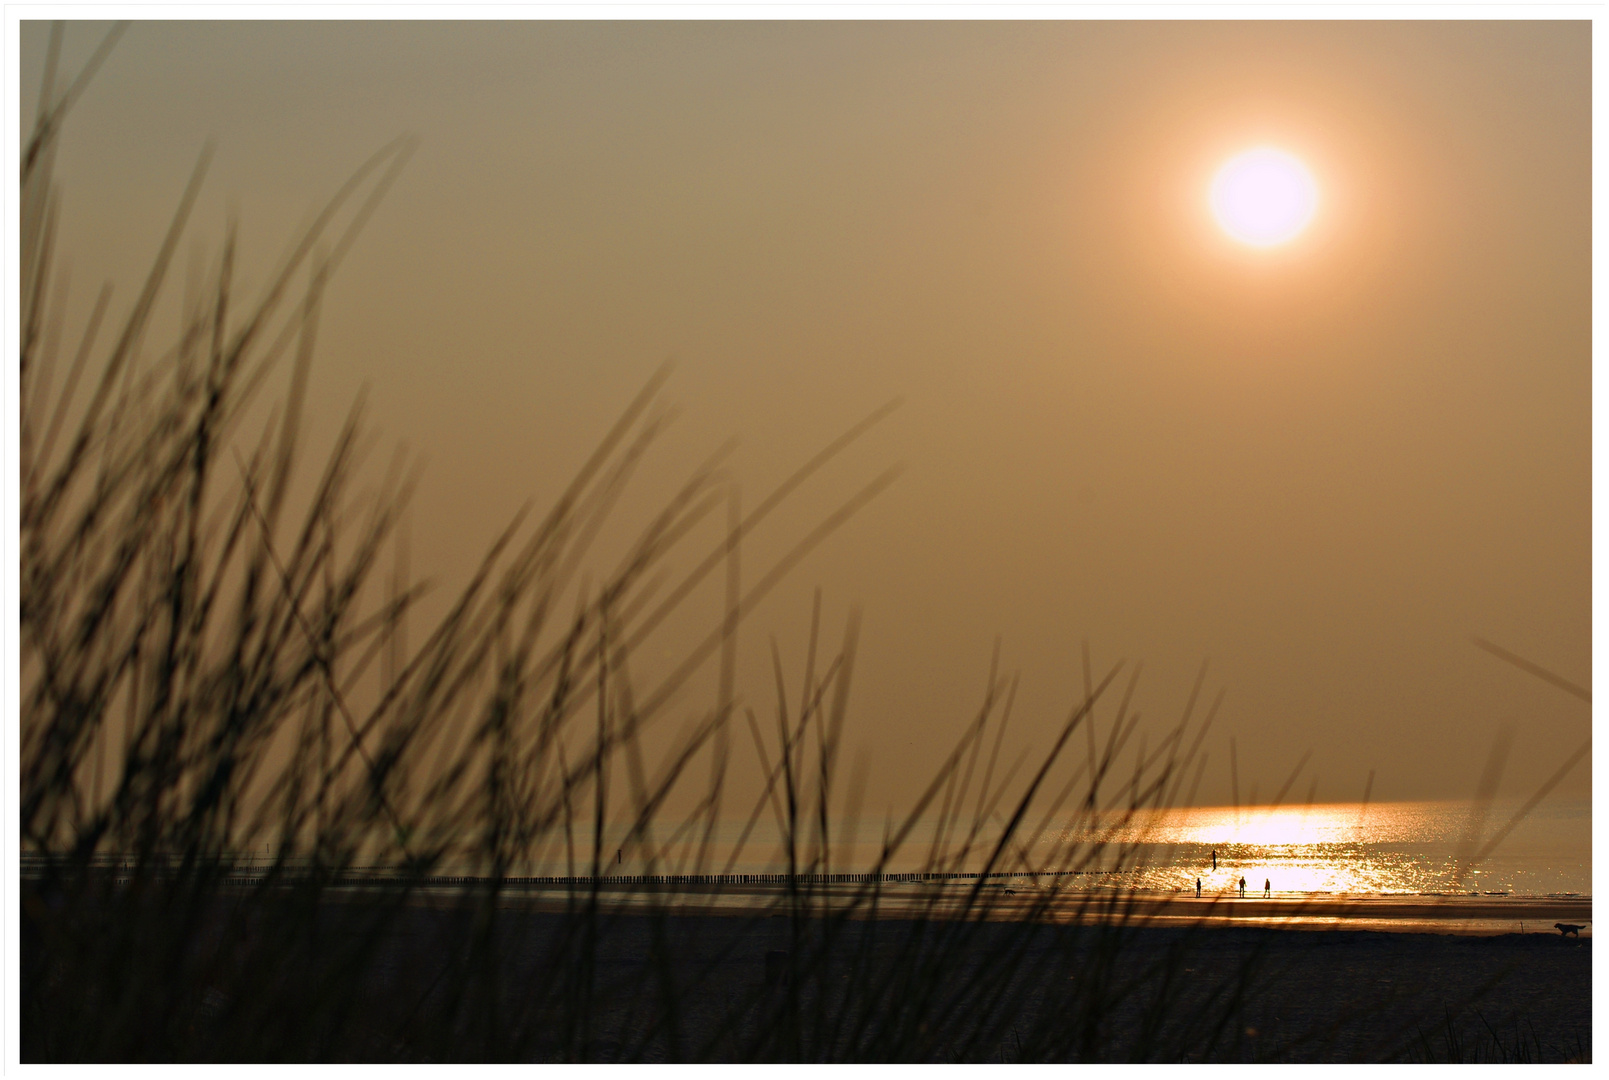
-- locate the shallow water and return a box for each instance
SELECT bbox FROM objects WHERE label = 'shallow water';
[477,797,1590,897]
[1033,797,1592,898]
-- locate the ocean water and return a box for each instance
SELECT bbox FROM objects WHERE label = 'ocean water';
[1031,798,1592,897]
[501,797,1590,897]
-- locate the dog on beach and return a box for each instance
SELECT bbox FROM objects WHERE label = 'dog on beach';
[1555,922,1585,937]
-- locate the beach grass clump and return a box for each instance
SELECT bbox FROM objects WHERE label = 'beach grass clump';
[16,29,1243,1061]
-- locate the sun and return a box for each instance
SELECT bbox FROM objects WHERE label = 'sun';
[1210,148,1318,247]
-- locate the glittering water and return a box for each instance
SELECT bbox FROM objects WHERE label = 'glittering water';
[394,798,1591,897]
[1036,798,1591,897]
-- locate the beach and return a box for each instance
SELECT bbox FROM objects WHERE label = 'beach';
[22,867,1591,1061]
[387,877,1591,935]
[299,885,1590,1061]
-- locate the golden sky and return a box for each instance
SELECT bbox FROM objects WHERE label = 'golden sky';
[20,20,1589,810]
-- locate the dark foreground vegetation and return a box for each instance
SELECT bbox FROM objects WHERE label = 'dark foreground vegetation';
[21,874,1591,1062]
[18,25,1590,1063]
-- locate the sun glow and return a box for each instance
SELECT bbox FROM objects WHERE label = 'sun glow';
[1044,802,1536,896]
[1210,148,1318,247]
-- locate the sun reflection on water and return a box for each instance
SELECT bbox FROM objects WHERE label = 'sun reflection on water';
[496,800,1587,896]
[1043,800,1590,897]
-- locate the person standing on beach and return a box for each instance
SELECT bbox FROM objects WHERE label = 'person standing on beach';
[1238,876,1246,896]
[1264,878,1271,897]
[1212,850,1217,871]
[1196,878,1202,898]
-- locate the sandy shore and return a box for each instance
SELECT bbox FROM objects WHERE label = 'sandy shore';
[391,880,1592,937]
[341,896,1591,1061]
[1067,892,1593,935]
[316,884,1592,1059]
[28,877,1591,1061]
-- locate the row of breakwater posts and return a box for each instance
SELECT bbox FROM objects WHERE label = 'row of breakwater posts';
[372,870,1087,888]
[20,856,1093,889]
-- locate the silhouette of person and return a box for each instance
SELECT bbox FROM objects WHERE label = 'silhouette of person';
[1196,878,1202,898]
[1238,876,1246,896]
[1212,850,1217,871]
[1264,878,1271,897]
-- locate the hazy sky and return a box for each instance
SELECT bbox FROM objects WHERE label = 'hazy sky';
[19,20,1590,811]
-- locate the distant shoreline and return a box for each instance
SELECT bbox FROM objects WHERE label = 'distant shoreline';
[26,856,1589,936]
[296,876,1591,936]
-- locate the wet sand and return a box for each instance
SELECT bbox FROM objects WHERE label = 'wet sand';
[394,880,1592,937]
[1068,891,1593,936]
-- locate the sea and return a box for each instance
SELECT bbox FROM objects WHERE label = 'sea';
[554,797,1591,898]
[224,796,1586,903]
[1033,797,1592,898]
